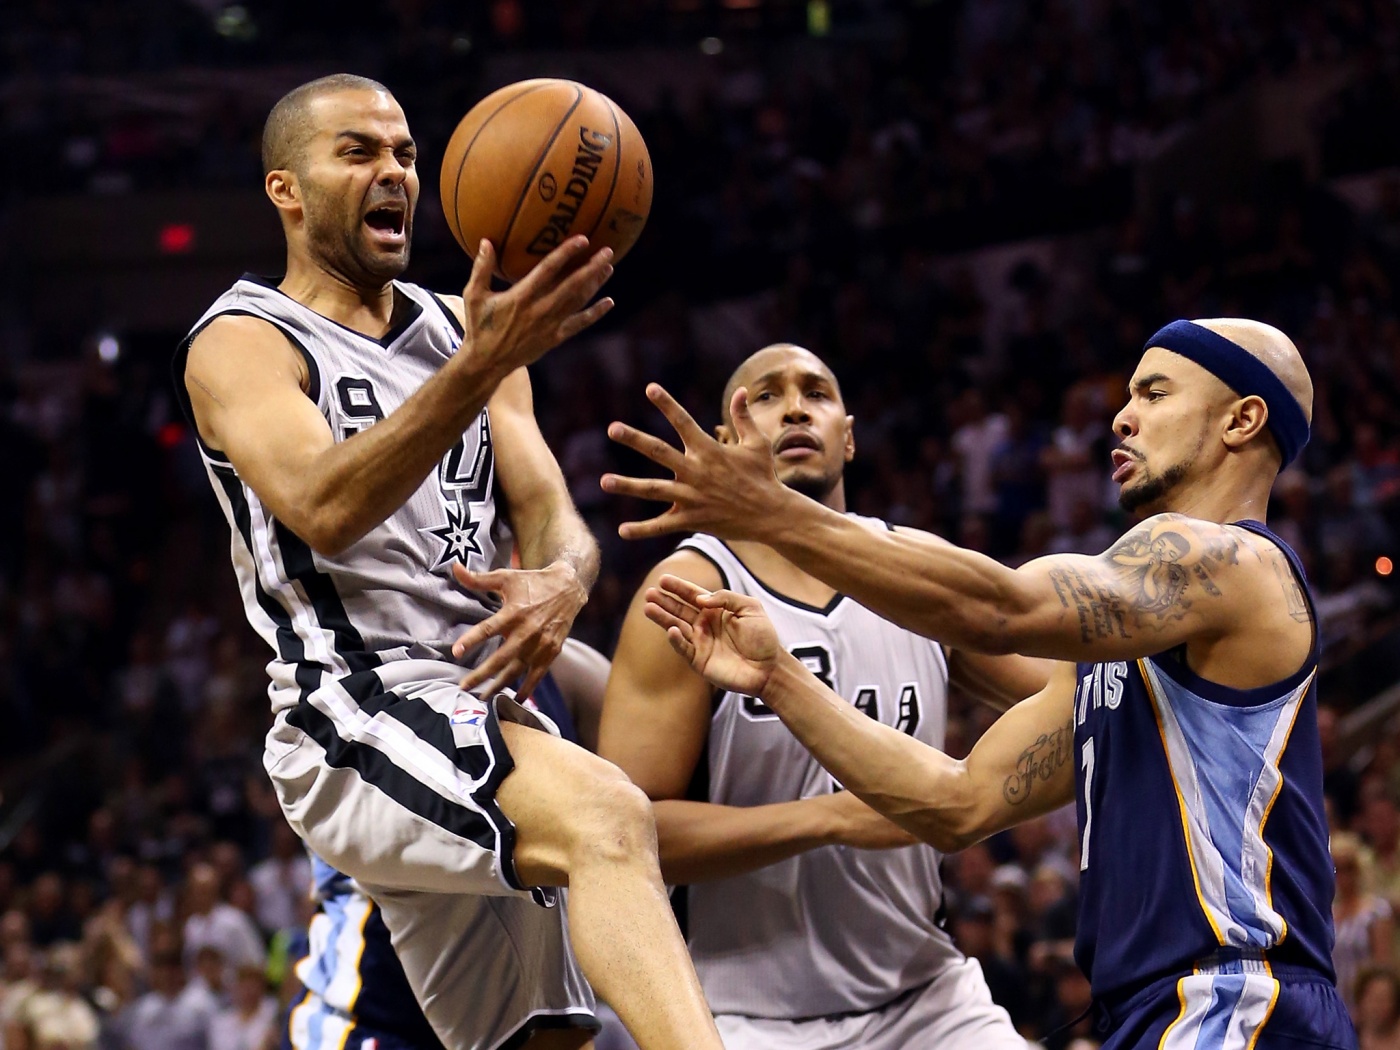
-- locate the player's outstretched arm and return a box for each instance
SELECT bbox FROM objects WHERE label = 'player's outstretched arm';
[606,385,1273,663]
[186,237,612,557]
[448,368,601,697]
[646,576,1078,852]
[601,554,912,885]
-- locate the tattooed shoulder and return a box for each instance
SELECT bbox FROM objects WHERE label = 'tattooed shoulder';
[1047,515,1241,645]
[1268,552,1312,624]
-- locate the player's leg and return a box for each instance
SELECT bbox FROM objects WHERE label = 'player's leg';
[496,716,724,1050]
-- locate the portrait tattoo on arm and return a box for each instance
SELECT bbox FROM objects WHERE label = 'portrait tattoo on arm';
[1003,717,1074,805]
[1046,515,1241,645]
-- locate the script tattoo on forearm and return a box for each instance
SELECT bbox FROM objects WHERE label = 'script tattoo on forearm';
[1003,718,1074,805]
[1047,515,1240,644]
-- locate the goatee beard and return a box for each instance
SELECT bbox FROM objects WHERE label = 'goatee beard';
[1118,460,1191,513]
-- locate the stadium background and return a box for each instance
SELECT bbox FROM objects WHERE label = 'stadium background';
[4,0,1400,1046]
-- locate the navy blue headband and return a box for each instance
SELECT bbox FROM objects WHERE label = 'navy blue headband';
[1143,319,1310,467]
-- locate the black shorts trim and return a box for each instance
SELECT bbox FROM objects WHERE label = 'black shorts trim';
[497,1009,601,1050]
[287,671,498,853]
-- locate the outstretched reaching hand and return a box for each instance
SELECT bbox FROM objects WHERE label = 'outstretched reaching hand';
[644,574,784,696]
[602,384,791,542]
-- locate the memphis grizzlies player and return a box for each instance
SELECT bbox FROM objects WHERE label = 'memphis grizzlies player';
[609,319,1356,1048]
[177,74,723,1050]
[603,346,1047,1050]
[290,641,624,1050]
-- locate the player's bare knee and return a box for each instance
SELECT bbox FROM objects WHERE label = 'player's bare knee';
[569,770,657,870]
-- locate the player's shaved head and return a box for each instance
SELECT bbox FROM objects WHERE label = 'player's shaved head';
[721,344,844,424]
[262,73,391,175]
[1192,317,1313,424]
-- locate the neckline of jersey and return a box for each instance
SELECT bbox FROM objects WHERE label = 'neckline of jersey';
[717,539,847,616]
[241,273,425,350]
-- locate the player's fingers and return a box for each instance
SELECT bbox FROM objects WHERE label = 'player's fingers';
[665,625,697,663]
[617,512,690,541]
[483,655,530,698]
[644,587,699,626]
[452,562,507,594]
[691,586,754,615]
[458,642,518,691]
[451,609,510,658]
[646,384,710,448]
[516,665,548,703]
[729,388,764,448]
[556,297,615,342]
[513,236,593,296]
[645,604,694,644]
[655,574,711,608]
[464,241,497,304]
[544,246,615,311]
[605,423,687,473]
[599,472,685,504]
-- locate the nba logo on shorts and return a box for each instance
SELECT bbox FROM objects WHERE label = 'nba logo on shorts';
[450,698,488,726]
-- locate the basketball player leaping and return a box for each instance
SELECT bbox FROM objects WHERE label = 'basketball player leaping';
[176,75,723,1050]
[602,344,1047,1050]
[603,320,1357,1049]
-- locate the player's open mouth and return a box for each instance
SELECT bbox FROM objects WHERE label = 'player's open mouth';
[364,205,406,245]
[1111,448,1139,483]
[775,431,821,459]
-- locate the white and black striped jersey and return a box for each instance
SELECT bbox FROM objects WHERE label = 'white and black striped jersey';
[677,525,965,1019]
[175,275,511,713]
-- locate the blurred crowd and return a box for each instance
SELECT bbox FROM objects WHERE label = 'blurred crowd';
[4,1,1400,1048]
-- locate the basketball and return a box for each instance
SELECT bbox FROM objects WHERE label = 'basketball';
[439,79,653,283]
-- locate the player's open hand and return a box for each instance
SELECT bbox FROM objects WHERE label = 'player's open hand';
[451,561,588,698]
[460,237,614,377]
[644,574,782,696]
[602,384,789,541]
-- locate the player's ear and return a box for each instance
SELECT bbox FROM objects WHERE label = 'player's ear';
[844,414,856,463]
[1222,395,1269,452]
[265,169,301,215]
[715,424,735,445]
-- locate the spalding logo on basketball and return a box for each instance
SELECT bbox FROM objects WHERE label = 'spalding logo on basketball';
[439,79,653,283]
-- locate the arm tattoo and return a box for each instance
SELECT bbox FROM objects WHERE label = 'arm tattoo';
[1271,556,1312,624]
[1048,516,1240,644]
[479,304,496,331]
[1003,718,1074,805]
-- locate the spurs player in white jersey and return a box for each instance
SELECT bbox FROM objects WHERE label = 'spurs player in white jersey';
[601,345,1048,1050]
[177,75,723,1050]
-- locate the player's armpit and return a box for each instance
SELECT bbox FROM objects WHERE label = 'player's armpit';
[599,550,725,802]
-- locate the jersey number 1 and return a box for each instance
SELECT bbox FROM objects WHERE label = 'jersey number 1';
[1079,738,1095,872]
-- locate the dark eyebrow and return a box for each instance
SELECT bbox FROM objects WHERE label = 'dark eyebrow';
[1129,373,1171,395]
[335,130,416,151]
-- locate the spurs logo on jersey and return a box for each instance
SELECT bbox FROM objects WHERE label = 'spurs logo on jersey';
[175,275,513,713]
[677,526,964,1021]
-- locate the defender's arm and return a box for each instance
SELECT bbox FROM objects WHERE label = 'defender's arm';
[754,647,1080,852]
[601,553,911,884]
